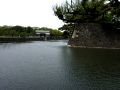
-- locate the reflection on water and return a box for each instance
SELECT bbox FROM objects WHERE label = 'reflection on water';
[0,41,120,90]
[62,47,120,90]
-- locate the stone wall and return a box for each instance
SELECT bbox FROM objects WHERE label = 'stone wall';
[68,23,120,48]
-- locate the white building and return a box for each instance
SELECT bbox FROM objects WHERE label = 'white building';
[35,30,50,37]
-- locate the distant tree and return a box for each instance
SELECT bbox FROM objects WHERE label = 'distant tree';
[50,29,63,36]
[12,26,24,32]
[0,25,36,37]
[39,27,53,31]
[26,26,35,36]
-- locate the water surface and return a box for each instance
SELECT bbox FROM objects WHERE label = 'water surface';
[0,41,120,90]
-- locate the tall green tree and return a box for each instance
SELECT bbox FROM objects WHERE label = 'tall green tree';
[53,0,110,23]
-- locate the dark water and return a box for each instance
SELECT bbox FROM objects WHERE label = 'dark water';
[0,40,120,90]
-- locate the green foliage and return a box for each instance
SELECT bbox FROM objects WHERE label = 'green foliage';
[53,0,109,23]
[63,31,69,39]
[50,29,63,36]
[39,27,53,31]
[54,0,120,30]
[26,26,35,36]
[59,23,74,31]
[0,25,64,37]
[53,0,120,23]
[59,23,75,37]
[108,0,120,29]
[0,25,35,37]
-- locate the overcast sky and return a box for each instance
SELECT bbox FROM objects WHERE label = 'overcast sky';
[0,0,66,29]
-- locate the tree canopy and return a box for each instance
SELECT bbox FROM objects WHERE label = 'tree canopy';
[53,0,120,26]
[0,26,35,37]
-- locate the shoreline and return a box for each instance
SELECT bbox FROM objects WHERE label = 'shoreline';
[67,45,120,49]
[0,37,66,43]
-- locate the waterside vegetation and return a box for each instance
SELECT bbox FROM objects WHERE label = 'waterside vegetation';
[0,26,68,42]
[53,0,120,48]
[0,26,66,38]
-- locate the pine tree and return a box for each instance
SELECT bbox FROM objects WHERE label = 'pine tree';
[53,0,110,24]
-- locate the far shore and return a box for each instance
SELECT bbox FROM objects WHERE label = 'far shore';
[0,36,65,43]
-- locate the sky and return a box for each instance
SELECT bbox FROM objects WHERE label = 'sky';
[0,0,66,29]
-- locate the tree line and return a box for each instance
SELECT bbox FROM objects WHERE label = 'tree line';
[0,26,68,38]
[0,26,35,37]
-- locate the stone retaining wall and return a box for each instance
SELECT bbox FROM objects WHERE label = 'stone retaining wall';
[68,23,120,48]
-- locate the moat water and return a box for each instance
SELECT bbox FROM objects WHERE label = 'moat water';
[0,40,120,90]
